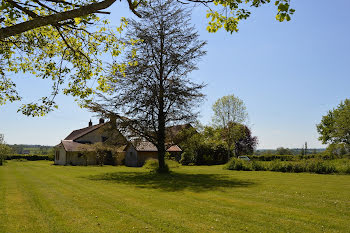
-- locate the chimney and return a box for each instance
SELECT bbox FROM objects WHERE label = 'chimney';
[110,115,117,129]
[99,118,105,124]
[88,119,93,127]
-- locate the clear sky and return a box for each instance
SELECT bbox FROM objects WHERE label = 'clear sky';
[1,0,350,149]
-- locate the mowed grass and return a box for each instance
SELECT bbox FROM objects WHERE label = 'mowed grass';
[0,161,350,233]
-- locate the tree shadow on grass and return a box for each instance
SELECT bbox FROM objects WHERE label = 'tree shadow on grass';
[84,171,256,192]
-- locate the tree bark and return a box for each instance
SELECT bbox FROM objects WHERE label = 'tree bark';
[157,84,166,171]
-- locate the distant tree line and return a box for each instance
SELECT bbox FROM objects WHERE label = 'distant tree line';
[9,144,54,155]
[255,147,324,156]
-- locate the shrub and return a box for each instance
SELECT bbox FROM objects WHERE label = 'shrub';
[143,159,170,173]
[225,158,252,171]
[180,151,195,165]
[344,164,350,174]
[13,158,28,162]
[166,159,180,168]
[306,160,336,174]
[143,158,180,172]
[251,161,267,171]
[225,158,341,175]
[143,159,159,170]
[6,154,53,161]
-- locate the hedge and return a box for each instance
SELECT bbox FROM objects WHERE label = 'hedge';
[5,154,54,161]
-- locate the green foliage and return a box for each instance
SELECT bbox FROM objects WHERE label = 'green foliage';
[212,94,248,126]
[224,157,253,171]
[143,158,180,173]
[212,94,253,157]
[317,99,350,147]
[250,154,295,161]
[180,151,196,165]
[0,0,295,115]
[5,154,53,161]
[206,0,294,33]
[9,144,54,155]
[143,159,160,170]
[178,124,256,165]
[143,159,180,172]
[92,142,120,166]
[1,14,130,116]
[225,157,343,174]
[324,143,349,157]
[86,0,206,171]
[276,147,292,155]
[0,134,11,165]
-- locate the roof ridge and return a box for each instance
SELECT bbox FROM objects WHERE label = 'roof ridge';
[64,123,107,141]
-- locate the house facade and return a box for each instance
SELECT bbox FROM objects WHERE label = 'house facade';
[54,119,182,167]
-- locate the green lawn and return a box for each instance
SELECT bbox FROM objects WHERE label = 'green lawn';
[0,161,349,232]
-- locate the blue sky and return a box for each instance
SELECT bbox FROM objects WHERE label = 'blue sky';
[1,0,350,149]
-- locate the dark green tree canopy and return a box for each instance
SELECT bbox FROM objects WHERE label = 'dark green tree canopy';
[317,99,350,146]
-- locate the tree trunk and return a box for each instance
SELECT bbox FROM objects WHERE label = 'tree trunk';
[157,100,167,171]
[157,26,167,173]
[157,79,167,171]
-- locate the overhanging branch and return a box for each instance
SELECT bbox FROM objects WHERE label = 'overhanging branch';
[0,0,118,39]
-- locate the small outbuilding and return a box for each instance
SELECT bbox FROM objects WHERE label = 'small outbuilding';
[125,141,182,167]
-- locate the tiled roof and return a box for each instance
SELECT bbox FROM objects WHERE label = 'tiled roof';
[134,141,158,151]
[167,145,182,152]
[59,140,94,152]
[132,141,182,152]
[64,123,106,141]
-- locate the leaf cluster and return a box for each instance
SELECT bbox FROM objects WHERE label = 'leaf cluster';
[317,99,350,146]
[206,0,295,33]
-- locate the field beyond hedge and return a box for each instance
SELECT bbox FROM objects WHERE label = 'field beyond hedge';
[1,161,350,232]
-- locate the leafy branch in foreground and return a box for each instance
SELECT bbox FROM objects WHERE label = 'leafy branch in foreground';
[0,0,294,116]
[1,16,133,116]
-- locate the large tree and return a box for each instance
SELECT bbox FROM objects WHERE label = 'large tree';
[212,94,248,157]
[0,0,294,116]
[317,99,350,148]
[87,0,206,172]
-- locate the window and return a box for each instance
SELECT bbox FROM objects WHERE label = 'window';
[101,136,108,142]
[55,151,60,160]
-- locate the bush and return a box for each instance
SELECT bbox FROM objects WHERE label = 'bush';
[13,158,28,162]
[250,154,295,161]
[251,161,267,171]
[143,159,159,169]
[143,158,180,172]
[6,154,54,161]
[180,151,195,165]
[345,164,350,174]
[225,158,252,171]
[225,158,339,174]
[306,160,336,174]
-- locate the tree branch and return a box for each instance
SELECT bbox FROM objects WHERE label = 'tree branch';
[0,0,118,40]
